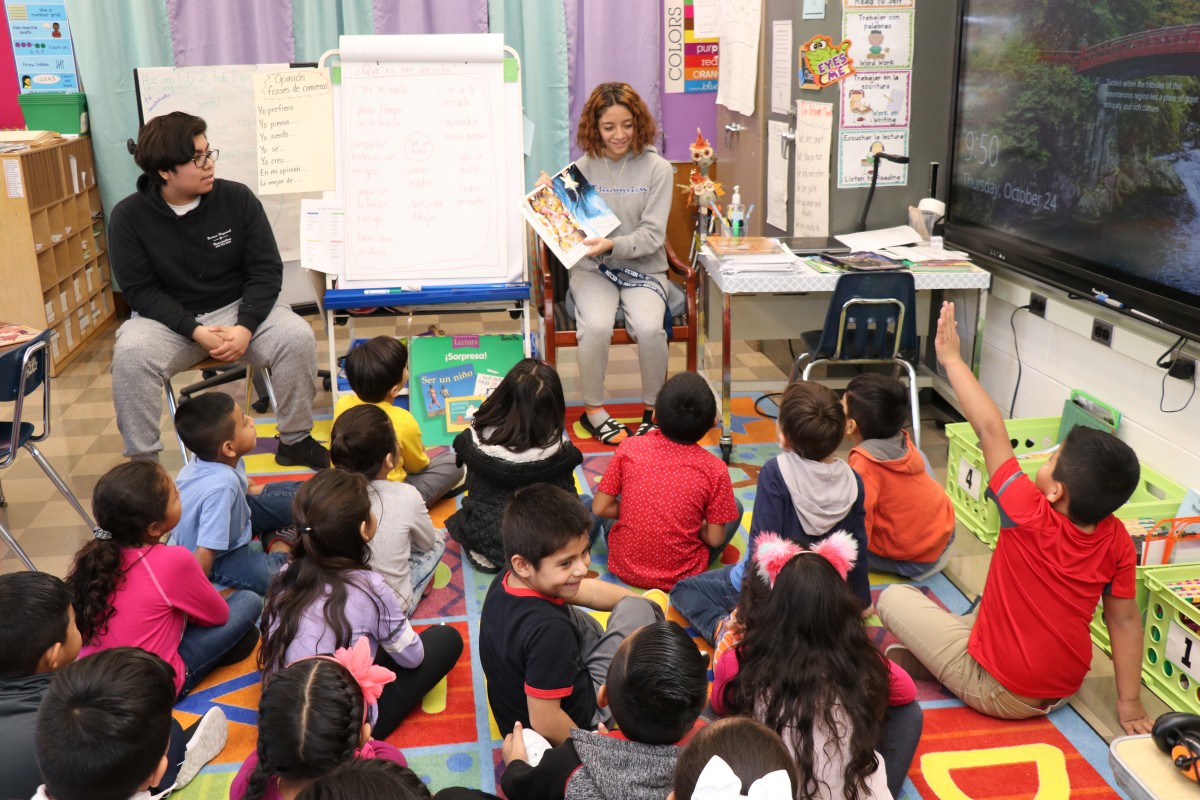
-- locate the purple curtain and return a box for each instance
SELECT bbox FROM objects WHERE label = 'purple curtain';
[168,0,295,66]
[375,0,489,34]
[564,0,661,160]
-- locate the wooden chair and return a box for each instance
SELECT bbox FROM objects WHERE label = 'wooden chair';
[534,239,698,372]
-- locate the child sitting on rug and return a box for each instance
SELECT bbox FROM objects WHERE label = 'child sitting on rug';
[591,371,741,591]
[497,620,709,800]
[446,358,584,574]
[300,760,431,800]
[34,647,227,800]
[670,380,869,644]
[479,483,664,746]
[844,373,956,578]
[713,532,920,799]
[331,404,445,615]
[670,718,797,800]
[879,302,1151,733]
[172,392,298,594]
[233,638,410,800]
[69,461,261,698]
[0,572,84,798]
[258,469,463,739]
[334,336,464,508]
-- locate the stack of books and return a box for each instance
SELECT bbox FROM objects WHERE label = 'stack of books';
[704,236,797,273]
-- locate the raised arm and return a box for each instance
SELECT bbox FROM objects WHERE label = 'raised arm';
[570,577,638,611]
[934,301,1014,476]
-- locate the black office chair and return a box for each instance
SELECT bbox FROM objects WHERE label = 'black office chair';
[790,271,922,447]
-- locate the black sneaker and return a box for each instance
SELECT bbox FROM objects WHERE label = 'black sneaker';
[275,435,330,469]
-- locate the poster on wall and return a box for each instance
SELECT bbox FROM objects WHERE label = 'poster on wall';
[842,9,913,71]
[842,0,914,8]
[664,0,719,94]
[6,3,79,93]
[837,128,908,188]
[839,71,910,128]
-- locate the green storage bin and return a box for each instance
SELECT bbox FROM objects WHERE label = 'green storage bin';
[17,92,88,135]
[1143,563,1200,714]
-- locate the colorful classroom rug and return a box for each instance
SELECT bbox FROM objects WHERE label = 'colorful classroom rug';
[174,399,1126,799]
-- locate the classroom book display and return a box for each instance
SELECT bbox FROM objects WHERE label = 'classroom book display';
[409,334,524,446]
[519,163,618,269]
[0,137,114,374]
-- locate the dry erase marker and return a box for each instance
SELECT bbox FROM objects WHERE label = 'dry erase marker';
[1091,289,1123,309]
[1129,308,1161,324]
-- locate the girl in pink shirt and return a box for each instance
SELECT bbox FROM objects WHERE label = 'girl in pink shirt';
[67,461,261,697]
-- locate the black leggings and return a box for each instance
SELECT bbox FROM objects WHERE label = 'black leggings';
[372,624,465,738]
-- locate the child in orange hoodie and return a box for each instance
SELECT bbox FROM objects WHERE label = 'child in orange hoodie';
[844,374,955,579]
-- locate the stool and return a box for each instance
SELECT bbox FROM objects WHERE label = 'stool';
[164,358,279,463]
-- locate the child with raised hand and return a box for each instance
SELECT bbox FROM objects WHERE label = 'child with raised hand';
[233,638,411,800]
[879,302,1151,733]
[258,469,464,739]
[843,373,955,579]
[447,358,584,573]
[592,371,741,590]
[671,380,869,645]
[68,460,262,698]
[331,404,445,615]
[300,760,431,800]
[334,336,464,507]
[670,717,797,800]
[713,532,921,799]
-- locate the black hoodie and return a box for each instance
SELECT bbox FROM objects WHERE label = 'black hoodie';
[108,175,283,339]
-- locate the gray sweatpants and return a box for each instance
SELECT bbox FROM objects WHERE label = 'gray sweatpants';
[568,595,665,726]
[405,449,466,509]
[112,301,318,459]
[569,265,669,407]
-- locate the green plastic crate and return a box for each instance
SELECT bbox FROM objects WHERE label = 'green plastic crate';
[17,92,88,134]
[1143,563,1200,714]
[1090,561,1162,655]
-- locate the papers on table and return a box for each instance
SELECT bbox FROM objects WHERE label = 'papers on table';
[834,225,922,251]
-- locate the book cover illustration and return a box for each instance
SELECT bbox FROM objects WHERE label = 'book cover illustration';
[418,365,476,418]
[820,251,904,271]
[0,322,41,346]
[473,370,504,398]
[446,396,487,433]
[519,163,619,268]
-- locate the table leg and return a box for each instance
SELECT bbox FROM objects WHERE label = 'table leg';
[720,291,733,462]
[972,286,988,377]
[325,306,339,408]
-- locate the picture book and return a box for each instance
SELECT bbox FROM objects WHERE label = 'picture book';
[0,322,41,346]
[447,396,487,433]
[417,365,476,419]
[409,334,526,446]
[519,163,619,269]
[818,251,905,271]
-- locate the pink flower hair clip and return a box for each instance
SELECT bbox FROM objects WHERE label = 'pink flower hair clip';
[329,636,396,708]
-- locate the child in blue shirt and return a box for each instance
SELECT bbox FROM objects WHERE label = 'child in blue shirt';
[172,392,298,594]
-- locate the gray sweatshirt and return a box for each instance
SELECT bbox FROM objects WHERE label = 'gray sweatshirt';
[575,146,674,275]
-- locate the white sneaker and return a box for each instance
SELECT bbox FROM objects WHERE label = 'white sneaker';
[172,707,229,792]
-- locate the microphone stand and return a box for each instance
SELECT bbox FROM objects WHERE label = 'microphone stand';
[857,152,911,232]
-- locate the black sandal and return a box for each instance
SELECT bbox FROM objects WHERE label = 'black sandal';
[579,413,628,445]
[634,421,659,436]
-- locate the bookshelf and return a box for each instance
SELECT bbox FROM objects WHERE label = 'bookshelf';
[0,137,114,375]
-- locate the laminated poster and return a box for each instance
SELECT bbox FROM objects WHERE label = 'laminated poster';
[839,71,911,129]
[842,10,914,71]
[800,35,856,90]
[837,129,908,189]
[409,334,525,446]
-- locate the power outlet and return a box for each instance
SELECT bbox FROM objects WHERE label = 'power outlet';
[1029,292,1047,318]
[1091,319,1114,347]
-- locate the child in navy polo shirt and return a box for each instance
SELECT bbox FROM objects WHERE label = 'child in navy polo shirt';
[479,483,664,746]
[591,372,741,591]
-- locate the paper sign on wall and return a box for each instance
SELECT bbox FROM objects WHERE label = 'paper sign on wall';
[839,71,911,128]
[800,35,856,90]
[837,128,908,188]
[843,10,914,71]
[664,0,719,93]
[253,69,335,195]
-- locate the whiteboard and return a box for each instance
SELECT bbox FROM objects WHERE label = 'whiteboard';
[336,34,525,286]
[135,64,319,261]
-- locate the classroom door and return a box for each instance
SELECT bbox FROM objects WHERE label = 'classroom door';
[714,0,768,236]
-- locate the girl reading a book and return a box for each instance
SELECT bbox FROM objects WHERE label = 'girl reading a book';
[543,82,675,445]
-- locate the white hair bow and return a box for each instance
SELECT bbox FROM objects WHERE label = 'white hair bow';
[692,755,793,800]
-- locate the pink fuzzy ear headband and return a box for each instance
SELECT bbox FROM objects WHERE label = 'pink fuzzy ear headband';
[752,531,858,587]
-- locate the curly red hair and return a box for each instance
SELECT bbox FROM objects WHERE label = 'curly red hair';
[576,82,657,158]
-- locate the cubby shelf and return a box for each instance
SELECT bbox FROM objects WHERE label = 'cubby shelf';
[1,138,114,375]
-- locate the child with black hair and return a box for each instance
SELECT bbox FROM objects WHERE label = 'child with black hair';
[334,336,464,507]
[479,483,664,746]
[69,461,262,697]
[880,303,1151,732]
[331,404,445,614]
[446,358,584,573]
[233,639,411,800]
[671,380,869,644]
[0,572,83,797]
[34,647,227,800]
[670,718,796,800]
[843,373,955,578]
[173,392,298,594]
[592,371,740,590]
[259,469,463,739]
[714,532,921,799]
[495,620,708,800]
[299,760,431,800]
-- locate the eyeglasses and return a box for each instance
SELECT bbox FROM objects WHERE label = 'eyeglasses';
[191,150,220,168]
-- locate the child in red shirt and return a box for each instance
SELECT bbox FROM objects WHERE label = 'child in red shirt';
[592,372,741,591]
[878,302,1151,734]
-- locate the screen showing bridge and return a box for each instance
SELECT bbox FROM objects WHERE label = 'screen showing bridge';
[946,0,1200,335]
